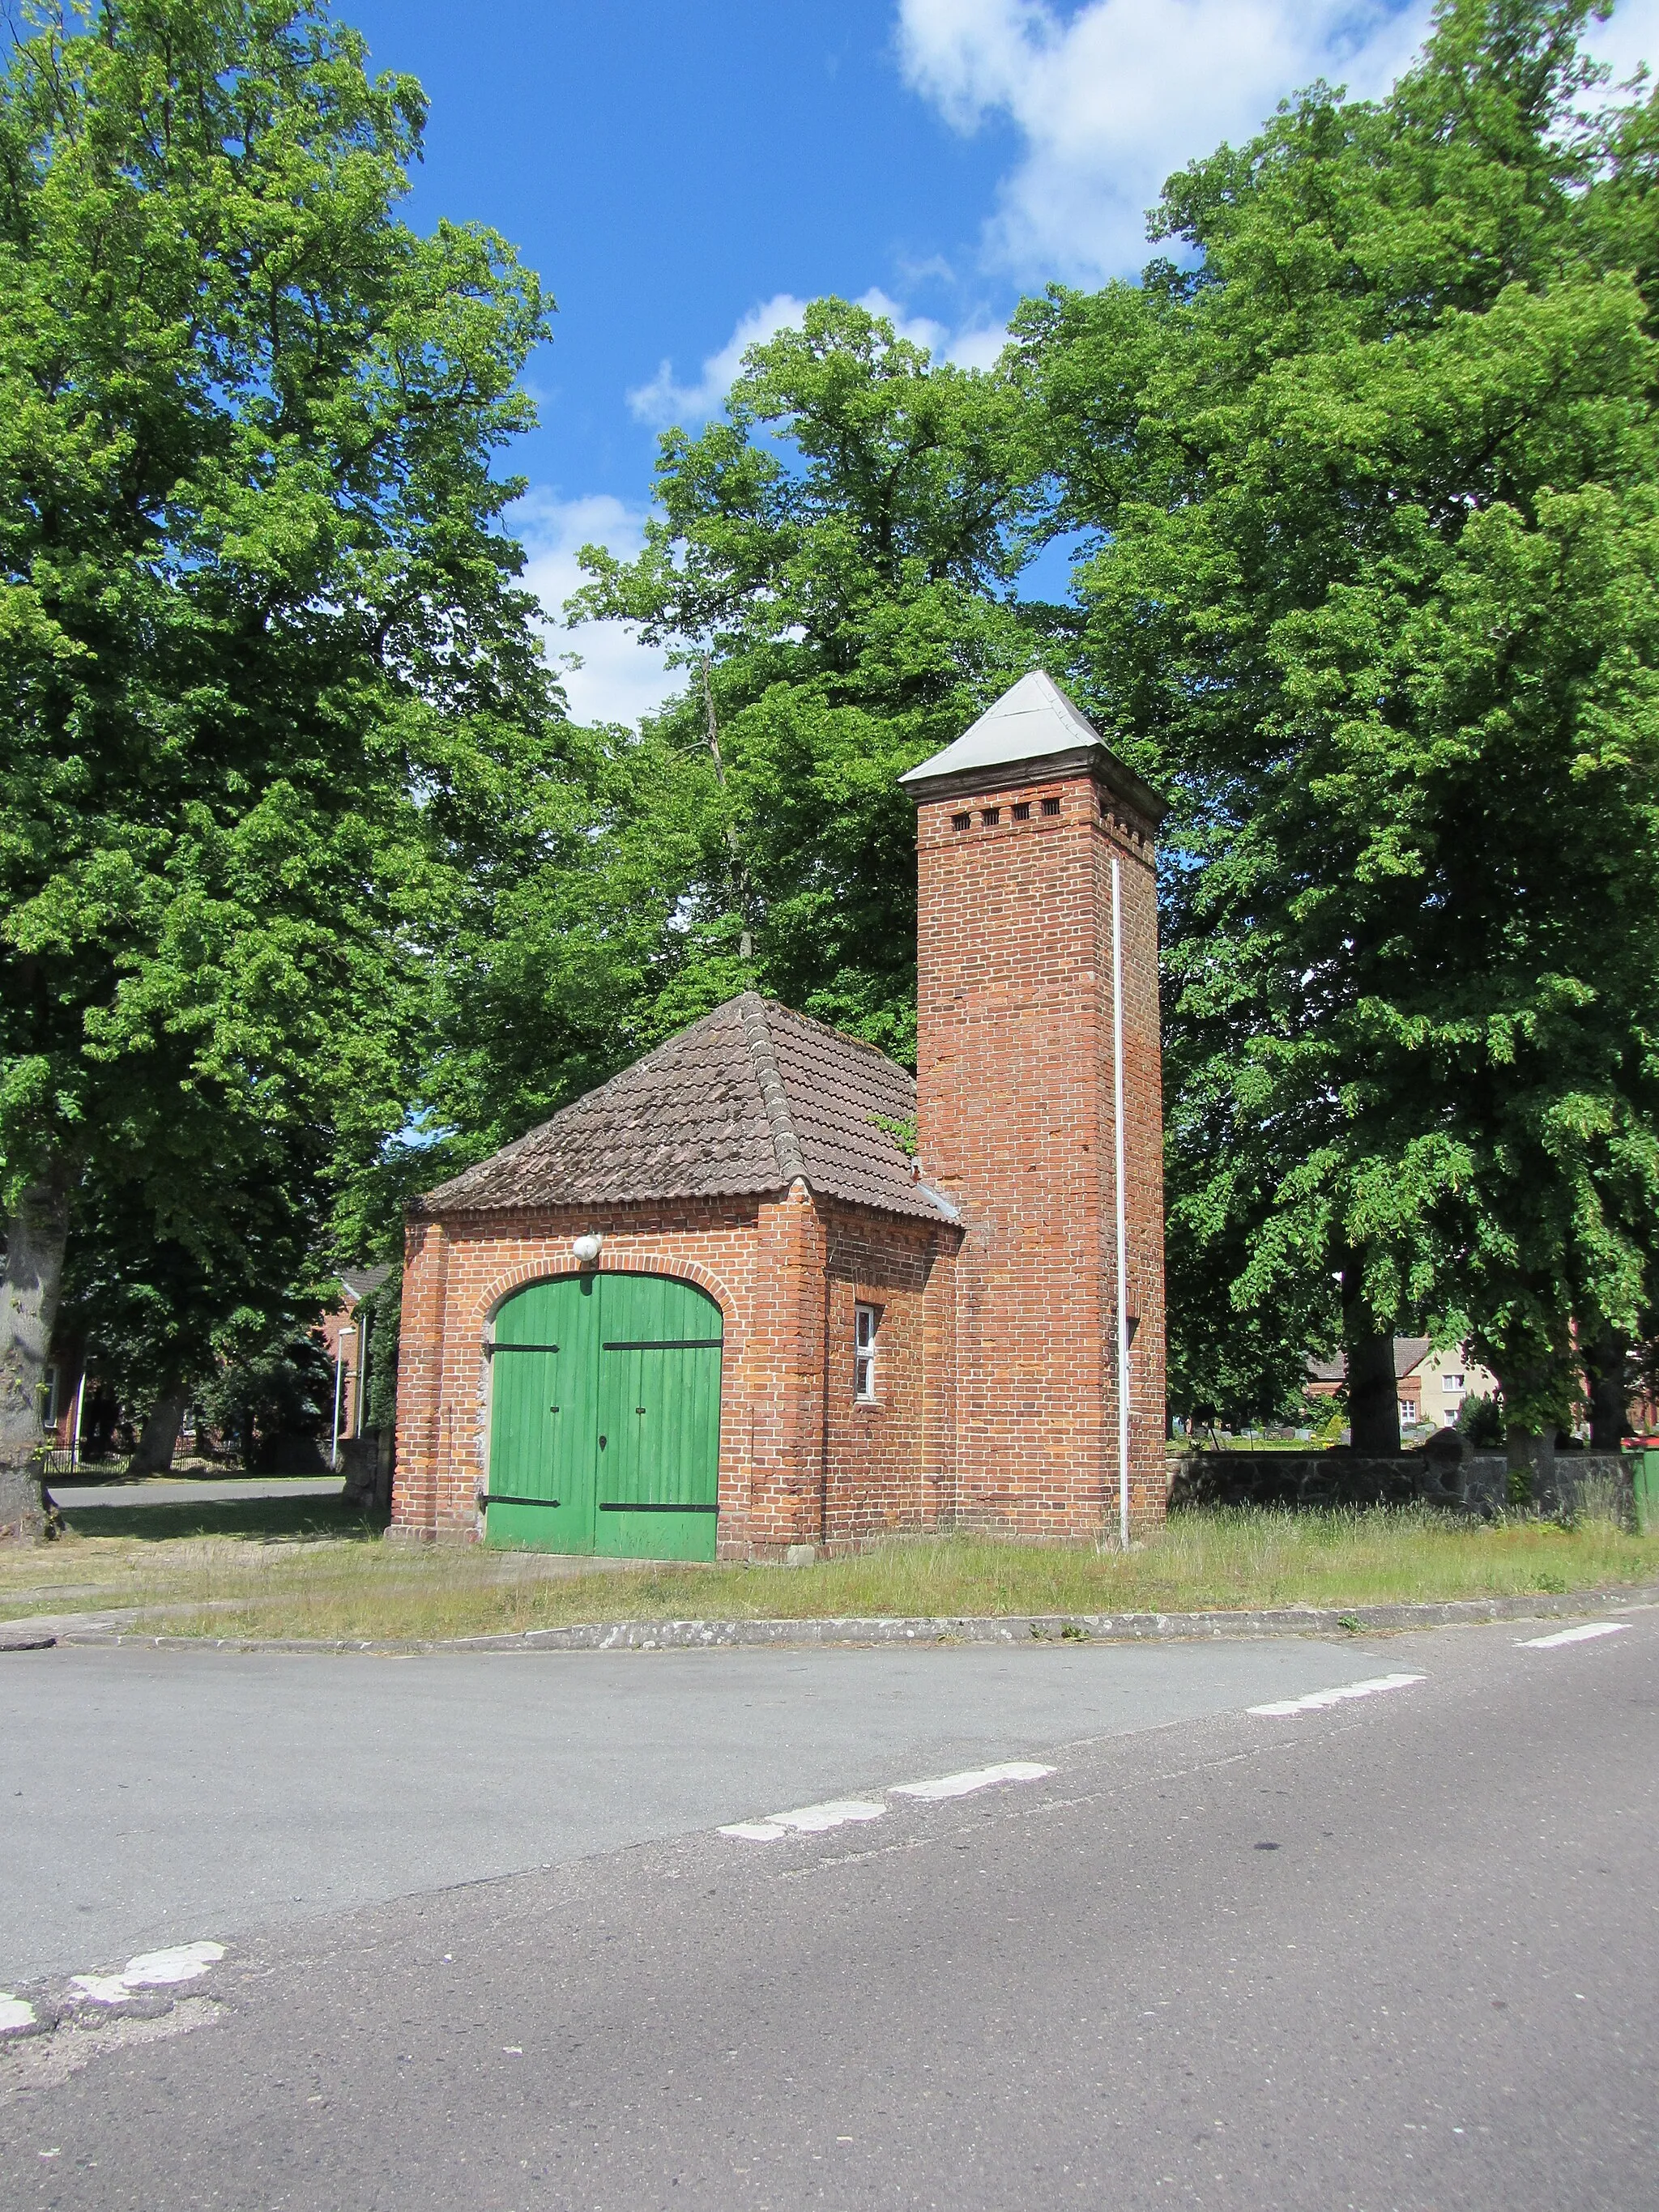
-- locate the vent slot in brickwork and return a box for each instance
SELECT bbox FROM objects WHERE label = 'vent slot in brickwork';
[1012,801,1031,820]
[980,808,1000,826]
[1041,795,1061,816]
[951,812,971,831]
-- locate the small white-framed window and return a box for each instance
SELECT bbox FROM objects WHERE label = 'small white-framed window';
[1443,1374,1465,1394]
[855,1302,880,1402]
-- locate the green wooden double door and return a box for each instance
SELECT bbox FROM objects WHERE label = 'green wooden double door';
[484,1272,723,1560]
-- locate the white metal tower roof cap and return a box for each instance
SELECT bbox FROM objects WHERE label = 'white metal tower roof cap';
[898,667,1168,825]
[898,670,1103,786]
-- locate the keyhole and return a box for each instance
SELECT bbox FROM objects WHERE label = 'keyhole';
[636,1406,646,1416]
[599,1434,608,1450]
[549,1404,560,1413]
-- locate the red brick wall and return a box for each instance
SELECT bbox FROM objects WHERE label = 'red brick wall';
[820,1203,957,1545]
[915,769,1168,1536]
[390,1185,959,1556]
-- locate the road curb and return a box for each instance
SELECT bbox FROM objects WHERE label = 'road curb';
[42,1583,1659,1656]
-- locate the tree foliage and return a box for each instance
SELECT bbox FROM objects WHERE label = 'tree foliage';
[10,0,1659,1480]
[0,0,560,1441]
[1014,0,1659,1434]
[567,297,1065,1067]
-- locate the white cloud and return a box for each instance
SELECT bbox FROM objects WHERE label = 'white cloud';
[858,286,1015,368]
[628,292,811,428]
[628,288,1009,430]
[898,0,1436,282]
[1585,0,1659,87]
[856,284,950,356]
[898,0,1659,286]
[514,492,680,731]
[949,322,1013,371]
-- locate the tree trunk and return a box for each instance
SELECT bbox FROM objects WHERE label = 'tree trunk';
[0,1172,69,1541]
[129,1386,190,1476]
[1341,1257,1400,1454]
[1584,1329,1628,1452]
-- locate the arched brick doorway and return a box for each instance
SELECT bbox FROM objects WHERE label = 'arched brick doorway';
[484,1272,723,1559]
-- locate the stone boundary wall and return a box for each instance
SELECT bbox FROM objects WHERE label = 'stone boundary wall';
[1169,1448,1636,1521]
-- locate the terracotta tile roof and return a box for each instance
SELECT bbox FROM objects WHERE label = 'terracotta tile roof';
[420,995,951,1223]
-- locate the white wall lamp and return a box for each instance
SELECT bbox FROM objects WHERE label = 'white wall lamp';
[571,1233,603,1265]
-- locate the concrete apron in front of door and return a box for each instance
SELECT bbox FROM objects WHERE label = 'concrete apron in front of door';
[482,1271,723,1562]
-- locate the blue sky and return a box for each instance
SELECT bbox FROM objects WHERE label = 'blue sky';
[344,0,1659,725]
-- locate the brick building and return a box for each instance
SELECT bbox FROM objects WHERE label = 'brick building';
[320,1265,391,1461]
[392,671,1168,1554]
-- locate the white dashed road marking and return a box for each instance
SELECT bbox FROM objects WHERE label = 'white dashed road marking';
[719,1800,887,1843]
[71,1975,138,2005]
[1518,1622,1628,1648]
[1249,1672,1427,1717]
[719,1762,1060,1841]
[891,1761,1056,1801]
[72,1941,226,2004]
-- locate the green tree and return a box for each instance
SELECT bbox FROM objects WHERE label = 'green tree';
[409,714,719,1168]
[57,1165,329,1472]
[194,1303,334,1469]
[567,297,1064,1066]
[1014,0,1659,1468]
[0,0,558,1531]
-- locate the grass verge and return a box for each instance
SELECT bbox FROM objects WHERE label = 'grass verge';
[1,1503,1655,1643]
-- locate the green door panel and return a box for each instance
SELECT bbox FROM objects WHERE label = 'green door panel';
[484,1275,600,1554]
[484,1272,722,1559]
[595,1274,723,1563]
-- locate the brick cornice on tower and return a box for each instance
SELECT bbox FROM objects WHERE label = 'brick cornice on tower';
[902,740,1166,834]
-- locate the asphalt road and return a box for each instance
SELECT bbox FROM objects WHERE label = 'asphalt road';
[3,1634,1381,1980]
[2,1610,1654,2210]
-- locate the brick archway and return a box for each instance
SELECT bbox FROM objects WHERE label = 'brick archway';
[474,1252,740,1337]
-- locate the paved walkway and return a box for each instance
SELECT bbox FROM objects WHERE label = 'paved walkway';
[47,1476,348,1509]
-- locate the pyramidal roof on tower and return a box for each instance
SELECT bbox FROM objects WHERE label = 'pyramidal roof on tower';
[899,670,1167,822]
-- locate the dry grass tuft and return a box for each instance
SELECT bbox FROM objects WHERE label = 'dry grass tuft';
[1,1500,1654,1643]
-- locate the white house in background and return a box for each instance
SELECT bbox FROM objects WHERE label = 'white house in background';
[1399,1340,1499,1430]
[1307,1338,1500,1432]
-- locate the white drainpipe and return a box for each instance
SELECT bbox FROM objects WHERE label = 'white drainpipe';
[331,1325,352,1471]
[1112,852,1131,1552]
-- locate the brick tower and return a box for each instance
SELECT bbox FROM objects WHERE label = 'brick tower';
[901,671,1168,1540]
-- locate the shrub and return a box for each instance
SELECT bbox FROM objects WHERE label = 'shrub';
[1457,1392,1504,1447]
